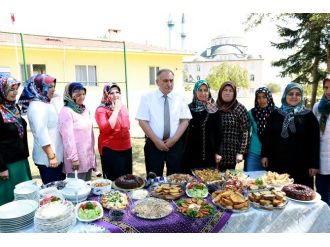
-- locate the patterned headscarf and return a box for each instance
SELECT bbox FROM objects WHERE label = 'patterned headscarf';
[0,77,24,138]
[251,87,276,138]
[63,82,86,114]
[18,74,56,114]
[99,83,121,110]
[216,81,238,113]
[189,80,218,114]
[279,82,308,138]
[318,78,330,134]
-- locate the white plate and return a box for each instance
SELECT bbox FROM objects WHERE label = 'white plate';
[0,200,38,219]
[287,192,321,203]
[75,201,103,222]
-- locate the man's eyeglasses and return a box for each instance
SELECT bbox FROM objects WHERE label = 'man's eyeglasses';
[287,92,301,97]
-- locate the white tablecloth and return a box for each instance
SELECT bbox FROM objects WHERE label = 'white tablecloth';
[220,171,330,232]
[221,198,330,233]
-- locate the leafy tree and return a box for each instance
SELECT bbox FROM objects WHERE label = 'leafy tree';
[206,63,250,90]
[245,13,330,107]
[266,82,281,94]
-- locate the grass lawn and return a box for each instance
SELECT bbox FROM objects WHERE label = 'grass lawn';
[28,129,147,181]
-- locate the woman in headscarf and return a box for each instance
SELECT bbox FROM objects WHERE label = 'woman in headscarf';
[58,82,96,181]
[18,74,64,185]
[245,87,276,171]
[182,80,222,173]
[0,76,31,206]
[313,77,330,205]
[261,82,319,188]
[216,81,250,171]
[95,83,132,181]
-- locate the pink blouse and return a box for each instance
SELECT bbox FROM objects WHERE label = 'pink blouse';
[58,106,96,173]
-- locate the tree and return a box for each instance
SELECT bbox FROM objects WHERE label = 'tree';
[245,13,330,107]
[266,82,281,94]
[206,63,250,90]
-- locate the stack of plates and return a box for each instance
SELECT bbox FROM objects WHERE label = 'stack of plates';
[34,201,76,233]
[0,200,39,232]
[14,184,39,202]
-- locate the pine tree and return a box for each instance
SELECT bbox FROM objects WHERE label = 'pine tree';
[246,13,330,107]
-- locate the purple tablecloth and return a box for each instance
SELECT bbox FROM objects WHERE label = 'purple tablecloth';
[90,195,232,233]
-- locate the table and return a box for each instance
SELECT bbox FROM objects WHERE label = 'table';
[20,171,330,233]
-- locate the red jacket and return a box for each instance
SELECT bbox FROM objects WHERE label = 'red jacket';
[95,106,131,155]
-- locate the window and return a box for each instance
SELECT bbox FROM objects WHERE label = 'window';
[20,64,32,81]
[197,75,200,81]
[196,64,200,71]
[33,64,46,74]
[250,74,255,81]
[149,66,159,85]
[75,65,97,86]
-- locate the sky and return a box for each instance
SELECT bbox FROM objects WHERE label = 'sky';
[0,0,329,84]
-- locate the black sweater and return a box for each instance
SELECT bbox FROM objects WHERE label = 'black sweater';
[182,108,222,172]
[261,109,320,187]
[0,108,29,172]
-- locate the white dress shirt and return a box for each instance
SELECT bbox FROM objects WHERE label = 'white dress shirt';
[313,102,330,175]
[136,89,192,140]
[27,100,64,167]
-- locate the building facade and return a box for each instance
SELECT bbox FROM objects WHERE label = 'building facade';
[183,35,264,96]
[0,31,193,136]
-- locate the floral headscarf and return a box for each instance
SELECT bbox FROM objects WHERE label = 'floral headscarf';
[99,83,121,110]
[318,78,330,134]
[216,81,238,112]
[189,80,218,114]
[279,82,308,138]
[251,87,276,138]
[0,76,24,138]
[63,82,86,114]
[18,74,56,114]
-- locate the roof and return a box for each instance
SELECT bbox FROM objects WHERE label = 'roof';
[0,31,194,55]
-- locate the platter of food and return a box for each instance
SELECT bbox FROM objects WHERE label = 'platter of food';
[223,169,248,180]
[248,189,287,210]
[282,184,321,203]
[185,182,208,198]
[191,168,222,183]
[285,192,321,203]
[75,201,103,222]
[175,198,216,219]
[112,174,145,191]
[166,173,194,185]
[101,191,129,210]
[211,189,250,213]
[261,171,294,188]
[150,183,184,200]
[131,197,173,220]
[39,195,64,206]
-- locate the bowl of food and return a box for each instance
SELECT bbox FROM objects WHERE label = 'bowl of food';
[186,182,208,198]
[60,180,91,203]
[75,201,103,222]
[130,189,149,200]
[90,179,112,195]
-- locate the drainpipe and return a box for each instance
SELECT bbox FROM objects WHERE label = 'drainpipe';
[123,41,129,110]
[20,33,28,81]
